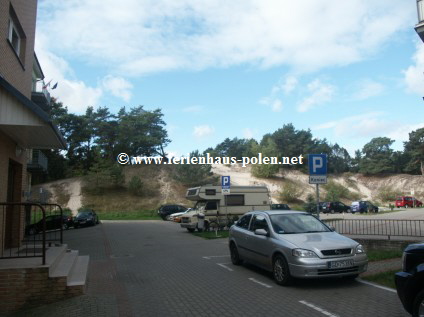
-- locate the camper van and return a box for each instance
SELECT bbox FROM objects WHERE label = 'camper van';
[180,185,271,232]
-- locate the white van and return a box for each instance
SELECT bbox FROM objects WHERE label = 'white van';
[180,185,271,232]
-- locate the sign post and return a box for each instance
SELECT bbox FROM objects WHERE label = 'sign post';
[308,154,327,219]
[221,176,231,232]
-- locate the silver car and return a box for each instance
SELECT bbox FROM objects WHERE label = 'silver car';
[229,210,368,285]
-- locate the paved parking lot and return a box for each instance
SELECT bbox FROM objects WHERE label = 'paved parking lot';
[10,220,410,317]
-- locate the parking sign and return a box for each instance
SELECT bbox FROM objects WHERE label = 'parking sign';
[222,176,230,194]
[308,154,327,184]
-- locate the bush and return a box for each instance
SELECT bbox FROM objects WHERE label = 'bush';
[303,194,319,214]
[251,164,279,178]
[323,180,349,201]
[128,176,143,196]
[279,182,302,203]
[377,186,401,203]
[83,159,124,194]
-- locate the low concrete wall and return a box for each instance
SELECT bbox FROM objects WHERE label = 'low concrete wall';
[352,237,422,252]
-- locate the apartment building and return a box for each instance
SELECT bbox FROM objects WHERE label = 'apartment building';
[0,1,88,313]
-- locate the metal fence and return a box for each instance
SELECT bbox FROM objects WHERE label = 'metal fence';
[323,219,424,239]
[0,202,65,264]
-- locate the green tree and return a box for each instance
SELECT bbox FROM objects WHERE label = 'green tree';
[404,128,424,175]
[172,150,216,186]
[359,137,395,174]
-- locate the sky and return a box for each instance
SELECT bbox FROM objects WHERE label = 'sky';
[35,0,424,158]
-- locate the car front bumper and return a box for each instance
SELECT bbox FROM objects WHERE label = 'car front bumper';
[180,223,197,229]
[395,271,414,314]
[288,255,368,278]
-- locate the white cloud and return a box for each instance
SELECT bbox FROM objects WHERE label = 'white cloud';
[37,0,414,76]
[314,112,424,144]
[404,43,424,96]
[35,36,103,113]
[183,106,203,113]
[297,79,335,112]
[271,99,283,112]
[353,79,384,100]
[243,128,255,139]
[101,75,133,102]
[193,125,214,138]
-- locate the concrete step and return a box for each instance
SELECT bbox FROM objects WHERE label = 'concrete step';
[49,250,79,278]
[46,244,68,275]
[67,255,89,287]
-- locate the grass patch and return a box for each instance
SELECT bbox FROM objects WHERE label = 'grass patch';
[362,269,399,289]
[192,230,230,239]
[366,250,403,262]
[97,210,161,220]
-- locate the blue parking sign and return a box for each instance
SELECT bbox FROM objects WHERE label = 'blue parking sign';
[308,154,327,175]
[221,176,231,189]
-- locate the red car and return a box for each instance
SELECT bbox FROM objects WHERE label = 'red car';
[395,196,423,208]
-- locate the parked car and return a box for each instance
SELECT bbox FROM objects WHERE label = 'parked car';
[169,208,192,222]
[395,196,423,208]
[395,243,424,317]
[158,204,187,220]
[322,201,351,214]
[74,209,99,228]
[229,210,368,285]
[271,204,291,210]
[351,201,379,213]
[25,214,74,235]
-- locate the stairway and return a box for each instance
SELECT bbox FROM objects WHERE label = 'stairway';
[47,244,90,294]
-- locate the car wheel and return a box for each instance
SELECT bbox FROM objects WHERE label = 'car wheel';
[187,228,195,233]
[413,288,424,317]
[165,215,171,221]
[230,242,242,265]
[62,223,69,230]
[330,209,335,214]
[273,254,292,286]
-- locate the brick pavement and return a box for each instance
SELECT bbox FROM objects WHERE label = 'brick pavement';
[6,221,410,317]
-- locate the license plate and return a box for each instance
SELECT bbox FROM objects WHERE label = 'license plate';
[328,259,354,269]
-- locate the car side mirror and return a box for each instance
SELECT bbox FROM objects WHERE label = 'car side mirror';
[255,228,269,236]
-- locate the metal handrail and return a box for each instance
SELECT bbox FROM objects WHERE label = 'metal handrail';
[0,202,46,264]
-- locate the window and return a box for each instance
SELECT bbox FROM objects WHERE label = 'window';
[225,195,245,206]
[205,201,217,210]
[250,215,269,232]
[8,19,20,55]
[7,5,26,63]
[236,214,252,230]
[205,189,216,195]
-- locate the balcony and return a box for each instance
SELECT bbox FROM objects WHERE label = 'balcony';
[31,80,51,112]
[415,0,424,42]
[27,150,48,173]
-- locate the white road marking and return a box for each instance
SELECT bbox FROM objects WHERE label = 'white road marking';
[202,255,229,260]
[217,263,234,271]
[356,278,397,293]
[248,278,273,288]
[299,300,339,317]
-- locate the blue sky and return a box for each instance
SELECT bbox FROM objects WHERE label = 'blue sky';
[35,0,424,157]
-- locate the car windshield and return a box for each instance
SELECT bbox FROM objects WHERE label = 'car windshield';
[77,211,92,217]
[193,201,206,211]
[269,213,331,234]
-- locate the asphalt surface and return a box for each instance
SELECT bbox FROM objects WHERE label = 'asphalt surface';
[10,220,410,317]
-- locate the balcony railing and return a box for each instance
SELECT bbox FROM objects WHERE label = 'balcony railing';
[31,80,51,111]
[27,149,48,173]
